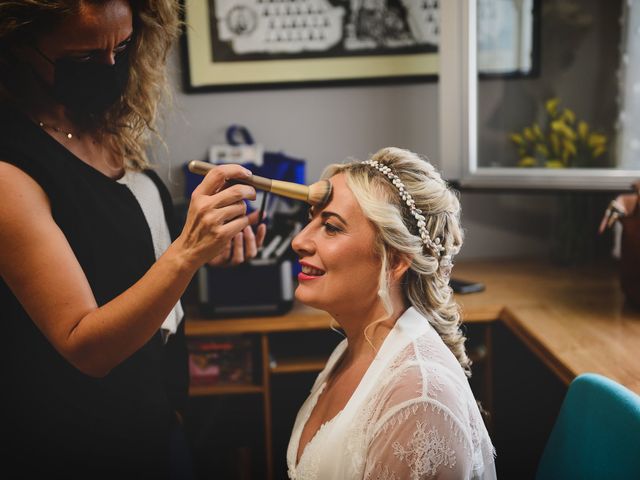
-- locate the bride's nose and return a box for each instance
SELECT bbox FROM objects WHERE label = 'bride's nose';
[292,223,315,257]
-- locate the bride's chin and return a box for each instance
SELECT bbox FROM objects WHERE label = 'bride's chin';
[294,288,325,310]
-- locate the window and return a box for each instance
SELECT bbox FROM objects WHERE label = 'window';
[439,0,640,191]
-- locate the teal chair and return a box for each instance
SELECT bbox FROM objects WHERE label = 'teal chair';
[535,372,640,480]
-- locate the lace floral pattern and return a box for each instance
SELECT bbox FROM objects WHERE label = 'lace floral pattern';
[367,463,399,480]
[294,414,337,480]
[287,307,496,480]
[392,421,457,478]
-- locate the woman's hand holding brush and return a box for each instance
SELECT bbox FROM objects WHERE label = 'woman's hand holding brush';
[188,160,333,209]
[178,163,266,268]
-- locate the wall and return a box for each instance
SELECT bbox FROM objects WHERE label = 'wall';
[152,46,563,260]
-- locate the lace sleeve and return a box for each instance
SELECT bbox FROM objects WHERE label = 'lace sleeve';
[363,399,474,480]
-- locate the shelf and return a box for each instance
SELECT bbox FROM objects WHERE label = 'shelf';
[270,356,328,375]
[189,383,264,397]
[185,304,333,336]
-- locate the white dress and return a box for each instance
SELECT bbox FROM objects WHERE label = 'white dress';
[287,307,497,480]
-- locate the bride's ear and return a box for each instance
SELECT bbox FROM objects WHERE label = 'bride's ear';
[388,251,411,282]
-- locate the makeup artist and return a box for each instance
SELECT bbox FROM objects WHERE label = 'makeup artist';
[0,1,265,478]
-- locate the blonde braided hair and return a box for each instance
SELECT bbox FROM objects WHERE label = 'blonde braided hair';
[323,147,470,376]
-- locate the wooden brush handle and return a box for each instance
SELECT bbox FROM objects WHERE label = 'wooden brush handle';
[187,160,309,202]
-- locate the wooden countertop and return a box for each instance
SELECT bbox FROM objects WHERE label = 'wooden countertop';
[453,259,640,395]
[186,258,640,395]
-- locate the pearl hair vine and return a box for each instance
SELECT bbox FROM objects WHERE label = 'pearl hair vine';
[361,160,446,256]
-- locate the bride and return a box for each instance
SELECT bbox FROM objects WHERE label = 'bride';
[286,147,496,479]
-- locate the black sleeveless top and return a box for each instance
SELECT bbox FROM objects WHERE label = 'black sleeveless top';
[0,105,188,479]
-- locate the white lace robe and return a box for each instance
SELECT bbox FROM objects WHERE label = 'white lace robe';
[287,307,497,480]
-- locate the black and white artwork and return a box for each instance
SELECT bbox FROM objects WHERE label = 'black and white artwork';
[209,0,440,62]
[182,0,537,91]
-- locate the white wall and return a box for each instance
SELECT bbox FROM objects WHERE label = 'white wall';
[154,47,554,260]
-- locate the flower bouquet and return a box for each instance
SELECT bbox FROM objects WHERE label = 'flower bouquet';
[509,98,609,169]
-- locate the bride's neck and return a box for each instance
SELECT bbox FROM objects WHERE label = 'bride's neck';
[336,288,408,363]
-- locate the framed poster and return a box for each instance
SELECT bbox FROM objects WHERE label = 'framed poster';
[180,0,538,92]
[181,0,440,92]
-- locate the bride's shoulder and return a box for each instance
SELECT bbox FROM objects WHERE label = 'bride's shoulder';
[373,338,475,418]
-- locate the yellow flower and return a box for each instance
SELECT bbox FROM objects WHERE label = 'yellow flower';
[550,120,562,133]
[592,145,606,158]
[588,133,607,148]
[510,133,525,145]
[578,121,589,140]
[563,140,577,157]
[566,128,577,141]
[519,156,537,167]
[524,127,536,142]
[561,108,576,124]
[533,123,544,140]
[545,160,565,169]
[551,120,576,140]
[535,143,549,157]
[545,98,560,117]
[511,98,611,167]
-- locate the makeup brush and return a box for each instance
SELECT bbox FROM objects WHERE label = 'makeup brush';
[188,160,333,208]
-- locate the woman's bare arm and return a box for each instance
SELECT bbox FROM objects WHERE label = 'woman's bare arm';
[0,161,255,377]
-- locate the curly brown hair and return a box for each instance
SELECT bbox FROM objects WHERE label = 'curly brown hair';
[0,0,182,170]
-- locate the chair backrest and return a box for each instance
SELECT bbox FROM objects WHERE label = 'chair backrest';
[535,372,640,480]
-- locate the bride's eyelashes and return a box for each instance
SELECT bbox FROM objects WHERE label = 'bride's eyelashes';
[322,222,342,235]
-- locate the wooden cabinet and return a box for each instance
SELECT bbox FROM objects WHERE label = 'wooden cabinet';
[185,305,337,480]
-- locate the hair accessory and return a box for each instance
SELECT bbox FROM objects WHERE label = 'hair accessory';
[361,159,445,255]
[439,254,453,278]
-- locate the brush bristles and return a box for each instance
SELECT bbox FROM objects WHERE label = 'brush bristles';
[307,179,333,208]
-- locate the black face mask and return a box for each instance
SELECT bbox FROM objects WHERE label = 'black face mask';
[33,47,130,115]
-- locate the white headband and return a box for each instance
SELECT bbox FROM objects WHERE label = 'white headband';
[361,160,446,256]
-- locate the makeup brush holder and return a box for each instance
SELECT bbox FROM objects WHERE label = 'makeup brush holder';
[196,258,294,318]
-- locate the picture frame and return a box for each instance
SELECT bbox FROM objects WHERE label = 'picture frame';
[181,0,439,92]
[180,0,539,93]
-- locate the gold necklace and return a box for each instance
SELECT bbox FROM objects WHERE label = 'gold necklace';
[38,120,75,140]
